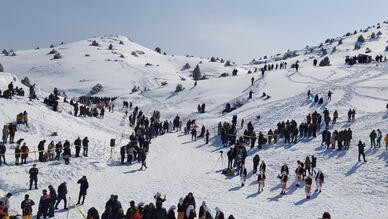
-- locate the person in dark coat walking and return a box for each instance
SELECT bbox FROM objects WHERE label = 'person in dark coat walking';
[83,137,89,157]
[63,141,71,165]
[77,176,89,205]
[29,164,39,190]
[55,141,62,161]
[55,182,68,210]
[37,189,51,219]
[358,141,367,162]
[252,154,260,174]
[151,201,167,219]
[140,149,147,170]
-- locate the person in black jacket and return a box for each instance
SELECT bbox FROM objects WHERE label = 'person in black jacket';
[183,193,196,210]
[358,141,367,162]
[48,185,57,217]
[74,137,82,158]
[29,164,39,190]
[21,194,35,218]
[252,154,260,174]
[63,141,71,165]
[37,189,51,219]
[76,176,89,205]
[151,201,167,219]
[101,206,113,219]
[37,140,46,162]
[140,149,147,170]
[55,141,62,161]
[83,137,89,157]
[55,182,68,210]
[87,207,100,219]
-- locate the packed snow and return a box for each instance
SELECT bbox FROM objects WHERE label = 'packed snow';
[0,22,388,219]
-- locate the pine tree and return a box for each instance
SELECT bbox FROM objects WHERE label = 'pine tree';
[155,47,161,53]
[193,65,201,81]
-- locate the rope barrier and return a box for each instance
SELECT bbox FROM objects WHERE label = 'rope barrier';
[70,198,87,219]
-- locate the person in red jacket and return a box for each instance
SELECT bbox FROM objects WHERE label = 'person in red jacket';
[130,208,141,219]
[21,143,29,164]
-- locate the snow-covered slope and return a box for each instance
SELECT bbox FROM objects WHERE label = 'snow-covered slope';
[0,22,388,219]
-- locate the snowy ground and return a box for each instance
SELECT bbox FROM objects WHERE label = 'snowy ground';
[1,23,388,218]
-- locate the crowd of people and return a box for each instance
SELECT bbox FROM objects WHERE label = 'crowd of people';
[0,81,25,99]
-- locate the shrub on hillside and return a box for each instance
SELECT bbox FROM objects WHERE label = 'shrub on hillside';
[131,85,140,93]
[354,42,361,50]
[155,47,161,54]
[175,84,184,93]
[338,39,343,45]
[377,31,382,36]
[49,44,54,48]
[90,83,103,95]
[319,57,330,66]
[370,32,376,40]
[120,54,125,58]
[108,44,113,50]
[91,40,99,46]
[357,35,365,43]
[181,63,191,71]
[321,48,327,56]
[21,77,31,87]
[210,57,216,62]
[193,65,201,81]
[219,73,229,77]
[85,54,91,57]
[119,41,124,45]
[53,53,62,59]
[48,49,57,54]
[224,60,232,67]
[2,49,9,56]
[0,63,3,72]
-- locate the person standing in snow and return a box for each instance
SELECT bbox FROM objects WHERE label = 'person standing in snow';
[29,164,39,190]
[305,175,312,199]
[76,176,89,205]
[386,103,388,114]
[21,142,29,164]
[198,202,208,219]
[240,166,247,186]
[83,137,89,157]
[257,172,266,193]
[370,130,377,148]
[279,171,288,195]
[177,198,185,219]
[214,207,224,219]
[37,140,46,162]
[376,129,382,148]
[55,141,62,161]
[295,161,303,187]
[48,185,57,217]
[167,205,176,219]
[21,194,35,219]
[140,148,147,170]
[184,205,196,219]
[62,141,71,165]
[385,134,388,150]
[252,154,260,174]
[358,141,367,162]
[315,170,324,193]
[0,193,12,210]
[37,189,51,219]
[191,128,197,141]
[205,130,209,144]
[0,142,6,165]
[74,137,82,158]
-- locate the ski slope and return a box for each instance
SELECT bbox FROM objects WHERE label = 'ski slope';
[0,22,388,219]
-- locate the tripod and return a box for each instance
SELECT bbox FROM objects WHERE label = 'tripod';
[207,151,226,174]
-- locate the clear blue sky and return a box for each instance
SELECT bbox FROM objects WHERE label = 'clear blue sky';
[1,0,387,63]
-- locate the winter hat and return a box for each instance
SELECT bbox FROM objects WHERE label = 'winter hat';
[168,205,176,213]
[138,202,144,207]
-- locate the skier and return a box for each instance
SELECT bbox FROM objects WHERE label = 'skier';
[240,166,247,186]
[37,190,51,219]
[21,194,35,219]
[82,137,89,157]
[252,154,260,174]
[257,172,266,193]
[29,164,39,190]
[358,141,367,162]
[55,182,68,210]
[305,176,312,199]
[74,137,82,158]
[76,176,89,205]
[315,170,324,193]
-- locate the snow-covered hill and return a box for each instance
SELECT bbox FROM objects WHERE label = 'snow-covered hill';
[0,22,388,219]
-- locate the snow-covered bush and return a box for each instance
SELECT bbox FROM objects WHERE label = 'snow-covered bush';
[193,65,201,80]
[181,63,191,71]
[90,83,103,95]
[319,57,330,67]
[219,73,229,77]
[91,40,99,46]
[21,77,31,87]
[53,53,62,59]
[357,35,365,43]
[175,84,184,93]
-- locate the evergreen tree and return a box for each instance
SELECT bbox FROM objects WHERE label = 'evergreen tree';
[193,65,201,81]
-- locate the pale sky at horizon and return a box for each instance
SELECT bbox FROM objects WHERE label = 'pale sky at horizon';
[1,0,388,63]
